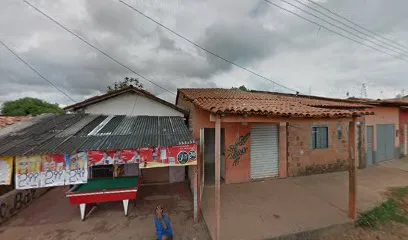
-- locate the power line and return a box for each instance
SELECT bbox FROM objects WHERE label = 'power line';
[275,0,408,59]
[23,0,176,96]
[118,0,299,93]
[0,39,77,103]
[307,0,408,53]
[294,0,408,56]
[263,0,408,63]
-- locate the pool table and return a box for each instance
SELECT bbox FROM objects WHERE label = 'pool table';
[66,176,142,220]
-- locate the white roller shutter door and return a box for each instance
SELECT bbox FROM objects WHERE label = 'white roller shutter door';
[250,124,279,179]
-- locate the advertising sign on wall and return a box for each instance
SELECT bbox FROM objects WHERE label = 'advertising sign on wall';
[40,154,66,187]
[88,150,114,166]
[15,156,42,189]
[0,157,13,185]
[65,152,88,185]
[139,144,197,169]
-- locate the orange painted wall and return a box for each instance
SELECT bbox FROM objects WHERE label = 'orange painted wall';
[364,106,399,150]
[223,123,251,183]
[177,93,354,182]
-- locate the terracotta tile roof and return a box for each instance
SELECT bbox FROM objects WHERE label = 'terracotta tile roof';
[0,116,32,129]
[178,88,373,118]
[64,86,188,115]
[347,97,408,106]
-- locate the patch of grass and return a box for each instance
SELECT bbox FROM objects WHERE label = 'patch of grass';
[357,187,408,229]
[391,187,408,200]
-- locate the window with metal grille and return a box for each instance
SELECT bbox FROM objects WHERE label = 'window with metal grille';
[312,126,329,149]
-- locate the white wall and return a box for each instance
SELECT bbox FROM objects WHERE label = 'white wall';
[83,93,184,117]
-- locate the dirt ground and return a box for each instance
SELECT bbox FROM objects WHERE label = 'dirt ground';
[0,182,210,240]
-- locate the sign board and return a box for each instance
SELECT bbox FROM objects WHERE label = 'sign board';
[40,154,66,187]
[140,144,197,169]
[65,152,88,185]
[15,156,42,189]
[0,157,13,185]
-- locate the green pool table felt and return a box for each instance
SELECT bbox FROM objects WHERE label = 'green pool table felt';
[74,177,140,193]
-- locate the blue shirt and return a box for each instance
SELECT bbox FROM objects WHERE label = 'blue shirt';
[154,214,173,238]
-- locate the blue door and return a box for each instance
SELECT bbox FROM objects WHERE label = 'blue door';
[376,124,395,162]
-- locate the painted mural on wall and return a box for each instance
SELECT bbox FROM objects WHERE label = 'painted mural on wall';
[227,133,250,166]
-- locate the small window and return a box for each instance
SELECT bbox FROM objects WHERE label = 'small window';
[337,122,343,140]
[312,126,329,149]
[91,165,114,178]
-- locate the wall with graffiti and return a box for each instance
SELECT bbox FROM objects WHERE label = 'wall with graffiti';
[0,188,48,225]
[224,123,251,184]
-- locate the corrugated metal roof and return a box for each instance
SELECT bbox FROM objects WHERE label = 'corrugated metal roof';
[0,114,193,157]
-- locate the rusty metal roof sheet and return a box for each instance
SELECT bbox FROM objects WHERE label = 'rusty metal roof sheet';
[0,114,193,157]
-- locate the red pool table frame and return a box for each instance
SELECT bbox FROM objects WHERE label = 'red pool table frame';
[66,177,142,220]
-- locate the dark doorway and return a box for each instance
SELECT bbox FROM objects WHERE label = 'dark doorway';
[203,128,225,185]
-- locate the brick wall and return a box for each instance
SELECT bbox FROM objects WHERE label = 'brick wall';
[287,119,351,176]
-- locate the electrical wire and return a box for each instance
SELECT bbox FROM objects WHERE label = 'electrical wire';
[263,0,408,63]
[23,0,176,96]
[307,0,408,53]
[293,0,408,55]
[0,38,77,103]
[275,0,408,59]
[118,0,299,93]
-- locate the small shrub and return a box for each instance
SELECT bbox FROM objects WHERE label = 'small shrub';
[357,187,408,229]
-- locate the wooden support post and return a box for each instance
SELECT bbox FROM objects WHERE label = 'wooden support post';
[215,115,221,240]
[195,165,200,223]
[348,118,357,220]
[404,124,408,155]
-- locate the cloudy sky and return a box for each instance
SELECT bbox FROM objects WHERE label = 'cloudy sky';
[1,0,407,106]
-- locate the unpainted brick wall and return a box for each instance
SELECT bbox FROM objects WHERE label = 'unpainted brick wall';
[287,119,350,176]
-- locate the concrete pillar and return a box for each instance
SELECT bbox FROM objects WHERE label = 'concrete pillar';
[214,115,221,240]
[279,122,288,178]
[348,118,357,220]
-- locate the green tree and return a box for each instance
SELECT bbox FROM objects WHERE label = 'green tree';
[1,97,64,116]
[107,77,144,92]
[232,85,249,91]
